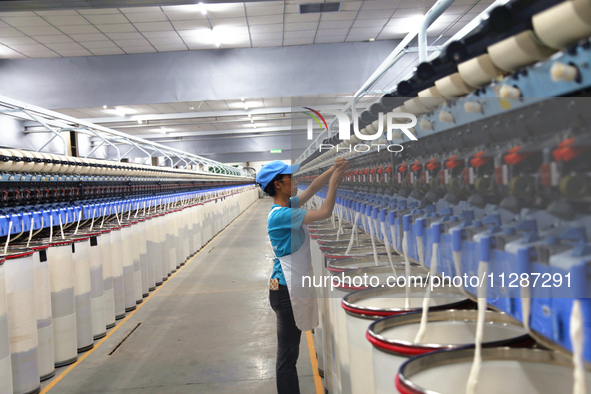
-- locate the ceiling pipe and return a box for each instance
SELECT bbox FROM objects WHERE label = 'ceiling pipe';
[418,0,457,63]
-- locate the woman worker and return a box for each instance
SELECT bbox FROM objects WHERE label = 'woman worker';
[256,158,350,394]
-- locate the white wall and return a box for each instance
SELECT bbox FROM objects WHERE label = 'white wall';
[77,133,109,159]
[0,114,64,154]
[0,114,108,159]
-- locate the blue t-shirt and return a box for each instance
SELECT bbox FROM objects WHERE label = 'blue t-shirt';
[268,195,307,286]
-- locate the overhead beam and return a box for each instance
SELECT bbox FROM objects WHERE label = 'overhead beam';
[70,104,347,125]
[123,130,309,144]
[112,133,309,161]
[110,127,309,141]
[126,126,298,139]
[190,150,305,163]
[0,40,400,110]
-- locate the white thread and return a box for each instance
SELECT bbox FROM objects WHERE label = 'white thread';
[453,250,470,297]
[114,206,121,225]
[345,211,359,255]
[89,208,96,231]
[402,231,411,309]
[28,216,44,248]
[466,260,488,394]
[49,215,53,243]
[368,217,379,266]
[391,224,399,254]
[9,217,24,244]
[58,214,65,239]
[381,221,397,278]
[26,217,34,248]
[416,236,425,267]
[74,210,82,235]
[100,207,106,228]
[4,221,12,255]
[414,242,439,343]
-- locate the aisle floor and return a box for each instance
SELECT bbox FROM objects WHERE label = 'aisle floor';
[40,198,317,393]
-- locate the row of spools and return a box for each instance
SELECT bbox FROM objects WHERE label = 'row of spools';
[306,195,590,393]
[0,148,250,179]
[0,185,258,394]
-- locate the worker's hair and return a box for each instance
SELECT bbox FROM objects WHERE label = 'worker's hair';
[263,173,285,197]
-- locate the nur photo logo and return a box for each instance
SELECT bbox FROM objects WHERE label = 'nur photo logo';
[304,107,418,141]
[304,107,418,153]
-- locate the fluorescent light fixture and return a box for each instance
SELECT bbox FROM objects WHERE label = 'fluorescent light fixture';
[0,45,15,56]
[184,26,248,47]
[385,14,424,34]
[103,106,137,116]
[407,15,425,25]
[369,38,375,42]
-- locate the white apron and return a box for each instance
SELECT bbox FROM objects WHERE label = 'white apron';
[269,207,319,332]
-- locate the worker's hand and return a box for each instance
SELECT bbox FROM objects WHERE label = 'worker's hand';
[334,158,350,173]
[331,157,348,172]
[330,159,350,186]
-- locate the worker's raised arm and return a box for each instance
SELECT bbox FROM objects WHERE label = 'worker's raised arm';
[297,157,347,206]
[302,159,349,225]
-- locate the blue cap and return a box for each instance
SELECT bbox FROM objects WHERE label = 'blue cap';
[256,161,300,190]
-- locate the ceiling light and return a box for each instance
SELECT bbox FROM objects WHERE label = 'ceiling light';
[198,3,207,15]
[189,106,194,110]
[158,127,176,133]
[0,45,15,56]
[369,38,375,42]
[250,119,254,123]
[247,113,252,118]
[240,98,245,102]
[137,120,143,124]
[386,15,425,34]
[103,107,136,117]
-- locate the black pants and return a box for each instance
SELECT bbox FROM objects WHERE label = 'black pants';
[270,285,301,394]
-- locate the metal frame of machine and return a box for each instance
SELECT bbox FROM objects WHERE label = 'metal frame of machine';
[295,0,591,366]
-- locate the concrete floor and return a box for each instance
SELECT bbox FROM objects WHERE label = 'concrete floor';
[41,198,317,394]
